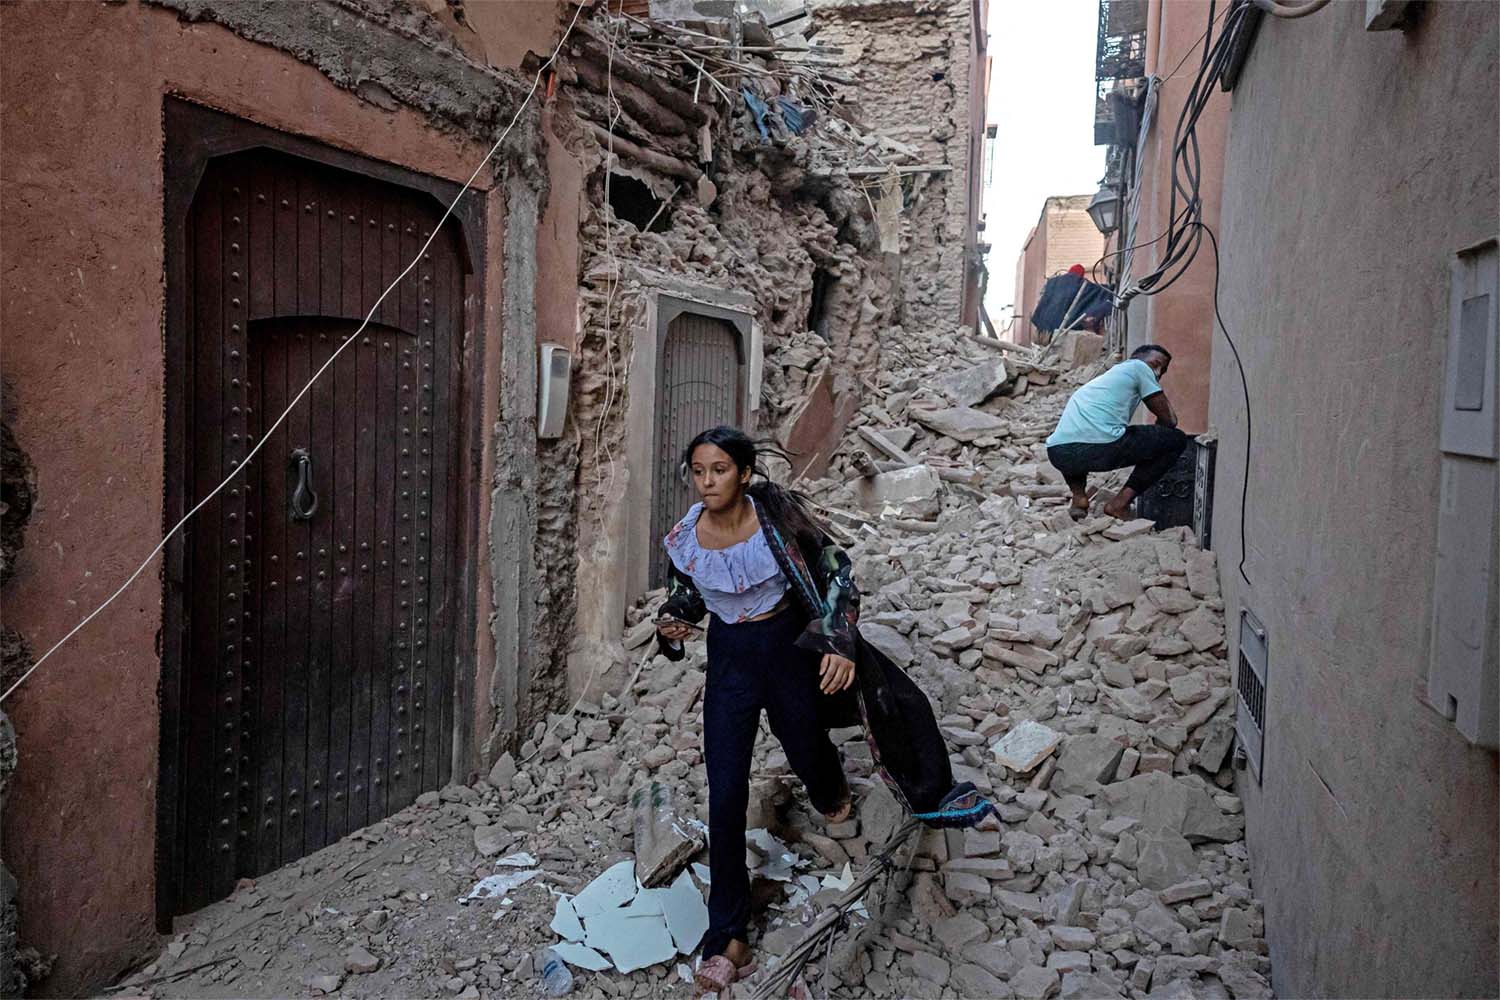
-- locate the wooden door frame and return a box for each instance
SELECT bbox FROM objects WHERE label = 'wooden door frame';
[158,97,487,927]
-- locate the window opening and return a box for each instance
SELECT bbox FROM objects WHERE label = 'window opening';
[607,172,671,232]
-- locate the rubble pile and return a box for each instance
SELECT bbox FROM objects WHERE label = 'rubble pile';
[129,323,1270,1000]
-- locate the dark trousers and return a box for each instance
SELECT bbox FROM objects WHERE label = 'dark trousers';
[700,609,848,959]
[1047,424,1189,496]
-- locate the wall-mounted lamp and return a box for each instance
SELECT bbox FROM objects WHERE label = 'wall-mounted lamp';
[1086,183,1120,235]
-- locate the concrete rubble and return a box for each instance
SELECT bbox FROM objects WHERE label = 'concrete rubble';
[124,315,1270,1000]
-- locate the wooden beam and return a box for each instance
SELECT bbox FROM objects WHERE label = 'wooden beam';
[572,57,691,135]
[857,426,917,465]
[575,25,717,125]
[835,164,954,177]
[586,123,702,182]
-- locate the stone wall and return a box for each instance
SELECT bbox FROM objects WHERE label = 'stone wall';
[810,0,979,335]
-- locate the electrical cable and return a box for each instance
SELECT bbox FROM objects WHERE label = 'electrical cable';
[0,1,590,705]
[1192,221,1253,587]
[1253,0,1331,18]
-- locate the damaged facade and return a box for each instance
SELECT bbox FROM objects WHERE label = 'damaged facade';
[559,2,991,688]
[810,0,992,334]
[0,0,993,993]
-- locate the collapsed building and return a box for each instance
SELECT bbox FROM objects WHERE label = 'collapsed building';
[0,0,991,992]
[555,2,992,707]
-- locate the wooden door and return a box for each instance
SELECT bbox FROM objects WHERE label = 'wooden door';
[168,149,466,913]
[650,313,742,586]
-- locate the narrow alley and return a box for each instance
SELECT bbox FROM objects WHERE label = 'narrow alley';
[113,328,1264,1000]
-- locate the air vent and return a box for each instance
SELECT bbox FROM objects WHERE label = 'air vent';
[1235,608,1268,782]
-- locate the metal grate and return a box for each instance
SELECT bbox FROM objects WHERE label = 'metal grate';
[1095,0,1148,144]
[1236,609,1268,782]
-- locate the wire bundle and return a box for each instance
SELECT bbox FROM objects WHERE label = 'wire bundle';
[1117,0,1249,304]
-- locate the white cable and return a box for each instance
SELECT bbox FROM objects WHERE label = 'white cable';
[0,2,588,706]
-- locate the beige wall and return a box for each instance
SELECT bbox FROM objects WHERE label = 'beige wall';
[1212,3,1499,997]
[816,0,983,333]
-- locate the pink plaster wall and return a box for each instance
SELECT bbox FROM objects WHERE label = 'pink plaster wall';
[1128,0,1227,433]
[0,2,565,991]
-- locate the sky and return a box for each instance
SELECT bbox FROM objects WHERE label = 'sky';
[980,0,1105,326]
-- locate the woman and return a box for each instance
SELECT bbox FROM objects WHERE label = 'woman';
[655,427,860,995]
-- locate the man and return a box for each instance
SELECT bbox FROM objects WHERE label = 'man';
[1046,344,1188,521]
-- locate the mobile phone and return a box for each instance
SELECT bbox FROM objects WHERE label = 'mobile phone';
[654,614,702,632]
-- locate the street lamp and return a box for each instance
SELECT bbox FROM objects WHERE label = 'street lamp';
[1086,183,1120,235]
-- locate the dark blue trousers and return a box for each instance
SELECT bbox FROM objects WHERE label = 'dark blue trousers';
[700,609,848,959]
[1047,423,1189,495]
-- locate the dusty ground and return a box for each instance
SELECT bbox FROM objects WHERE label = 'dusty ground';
[122,333,1272,1000]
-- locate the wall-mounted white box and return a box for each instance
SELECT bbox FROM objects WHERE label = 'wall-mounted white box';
[1427,238,1499,749]
[538,343,571,440]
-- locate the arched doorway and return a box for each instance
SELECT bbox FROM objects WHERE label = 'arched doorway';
[649,313,745,587]
[161,121,480,918]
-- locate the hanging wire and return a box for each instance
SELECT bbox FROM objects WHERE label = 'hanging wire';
[0,2,591,705]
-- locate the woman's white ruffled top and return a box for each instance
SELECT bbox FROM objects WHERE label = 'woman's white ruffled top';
[662,498,789,623]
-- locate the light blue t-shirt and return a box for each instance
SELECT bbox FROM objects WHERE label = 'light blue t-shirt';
[1046,358,1163,447]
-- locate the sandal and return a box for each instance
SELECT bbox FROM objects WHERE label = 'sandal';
[694,954,757,996]
[821,781,854,824]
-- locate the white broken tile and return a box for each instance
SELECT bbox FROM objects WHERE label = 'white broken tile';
[746,828,802,881]
[551,943,611,972]
[821,863,856,892]
[570,859,638,919]
[991,720,1063,772]
[661,871,709,955]
[550,896,585,943]
[691,862,712,884]
[460,869,540,904]
[621,888,666,918]
[496,851,539,868]
[584,910,677,973]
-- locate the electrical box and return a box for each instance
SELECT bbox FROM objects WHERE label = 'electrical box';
[1427,239,1500,749]
[1236,608,1268,783]
[538,343,571,440]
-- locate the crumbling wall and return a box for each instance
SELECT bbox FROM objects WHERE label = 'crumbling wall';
[550,17,902,664]
[810,0,976,334]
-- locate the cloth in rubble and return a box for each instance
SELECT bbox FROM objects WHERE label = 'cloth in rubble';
[776,98,814,135]
[1031,271,1113,332]
[741,88,772,142]
[657,493,997,828]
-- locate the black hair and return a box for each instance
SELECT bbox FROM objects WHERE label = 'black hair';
[681,426,828,553]
[1131,343,1172,364]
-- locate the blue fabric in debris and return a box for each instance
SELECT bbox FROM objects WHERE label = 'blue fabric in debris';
[741,88,771,141]
[777,98,814,135]
[1030,272,1114,332]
